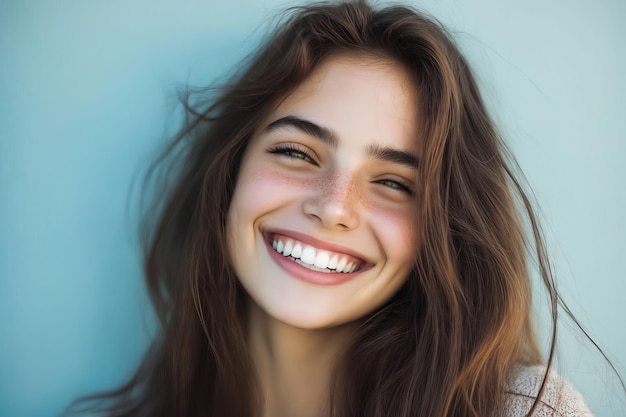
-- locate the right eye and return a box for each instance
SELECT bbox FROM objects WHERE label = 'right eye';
[267,144,319,166]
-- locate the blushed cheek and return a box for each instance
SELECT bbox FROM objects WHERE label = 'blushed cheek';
[233,166,319,215]
[243,168,319,198]
[369,205,418,263]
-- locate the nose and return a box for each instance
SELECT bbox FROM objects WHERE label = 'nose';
[303,173,360,231]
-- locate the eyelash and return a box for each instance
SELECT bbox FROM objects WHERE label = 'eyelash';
[267,144,319,166]
[375,179,414,195]
[267,144,414,195]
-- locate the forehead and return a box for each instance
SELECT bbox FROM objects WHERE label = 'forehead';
[268,54,421,153]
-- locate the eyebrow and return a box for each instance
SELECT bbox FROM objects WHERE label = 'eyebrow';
[365,144,419,170]
[265,115,419,169]
[266,116,339,148]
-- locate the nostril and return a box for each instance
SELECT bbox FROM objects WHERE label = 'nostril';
[302,175,360,230]
[303,198,359,230]
[306,211,322,221]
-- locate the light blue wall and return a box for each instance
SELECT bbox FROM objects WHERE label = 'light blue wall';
[1,1,624,416]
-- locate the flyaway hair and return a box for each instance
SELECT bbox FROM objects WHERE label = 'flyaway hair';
[67,1,616,416]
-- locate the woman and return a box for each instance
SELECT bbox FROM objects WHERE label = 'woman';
[71,1,596,416]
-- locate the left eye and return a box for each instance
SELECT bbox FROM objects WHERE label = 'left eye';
[267,145,319,166]
[376,179,414,195]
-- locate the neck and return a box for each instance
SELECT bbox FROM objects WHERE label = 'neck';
[247,301,357,417]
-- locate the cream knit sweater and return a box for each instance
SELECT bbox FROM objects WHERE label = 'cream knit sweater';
[496,365,593,417]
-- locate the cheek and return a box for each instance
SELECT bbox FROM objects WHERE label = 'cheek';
[234,167,317,215]
[368,204,417,267]
[228,165,318,235]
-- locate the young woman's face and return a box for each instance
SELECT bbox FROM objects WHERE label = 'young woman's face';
[227,55,420,329]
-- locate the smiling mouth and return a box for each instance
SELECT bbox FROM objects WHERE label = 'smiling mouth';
[270,235,364,274]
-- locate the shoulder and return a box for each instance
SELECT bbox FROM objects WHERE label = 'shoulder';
[494,364,593,417]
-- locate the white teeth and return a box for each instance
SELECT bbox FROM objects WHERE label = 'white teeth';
[271,236,362,273]
[328,255,338,270]
[291,243,303,258]
[336,257,347,273]
[283,240,293,257]
[314,251,330,269]
[295,258,333,273]
[300,245,316,265]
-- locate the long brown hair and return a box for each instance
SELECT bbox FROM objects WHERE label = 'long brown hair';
[69,1,574,416]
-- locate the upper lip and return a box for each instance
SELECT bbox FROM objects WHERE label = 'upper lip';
[263,228,372,266]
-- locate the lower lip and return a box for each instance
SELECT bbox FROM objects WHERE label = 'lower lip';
[265,240,362,286]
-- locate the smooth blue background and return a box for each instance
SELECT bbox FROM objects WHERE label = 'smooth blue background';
[1,0,624,416]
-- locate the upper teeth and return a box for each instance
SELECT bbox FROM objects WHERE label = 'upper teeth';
[272,237,361,273]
